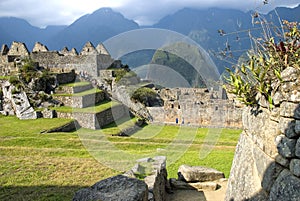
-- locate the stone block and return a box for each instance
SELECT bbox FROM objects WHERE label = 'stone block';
[270,169,300,201]
[295,120,300,134]
[281,67,298,82]
[169,178,218,191]
[278,117,297,138]
[272,91,284,106]
[225,133,268,201]
[73,175,148,201]
[290,90,300,103]
[275,154,290,168]
[280,102,299,118]
[290,159,300,177]
[277,136,297,158]
[296,138,300,158]
[42,109,57,118]
[178,164,224,182]
[253,144,284,192]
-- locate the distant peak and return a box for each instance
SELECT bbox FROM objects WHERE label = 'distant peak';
[93,7,115,14]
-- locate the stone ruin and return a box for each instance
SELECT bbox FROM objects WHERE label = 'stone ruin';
[147,87,243,128]
[73,156,227,201]
[0,41,114,77]
[0,40,244,129]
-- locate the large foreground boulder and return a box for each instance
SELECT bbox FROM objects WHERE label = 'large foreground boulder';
[178,164,225,182]
[73,175,148,201]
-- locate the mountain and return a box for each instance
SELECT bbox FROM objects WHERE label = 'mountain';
[47,8,139,50]
[0,5,299,72]
[0,8,138,51]
[152,5,299,71]
[0,17,66,50]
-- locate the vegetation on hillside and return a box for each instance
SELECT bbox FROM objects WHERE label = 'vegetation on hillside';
[224,20,300,107]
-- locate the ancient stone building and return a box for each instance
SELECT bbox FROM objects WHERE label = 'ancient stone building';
[148,88,243,128]
[0,41,114,77]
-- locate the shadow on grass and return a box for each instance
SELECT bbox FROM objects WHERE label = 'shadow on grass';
[0,185,84,201]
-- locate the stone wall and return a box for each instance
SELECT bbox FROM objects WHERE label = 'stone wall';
[73,104,127,130]
[55,83,93,94]
[226,67,300,200]
[54,104,127,130]
[55,91,106,108]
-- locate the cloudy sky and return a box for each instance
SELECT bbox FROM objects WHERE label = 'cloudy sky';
[0,0,299,27]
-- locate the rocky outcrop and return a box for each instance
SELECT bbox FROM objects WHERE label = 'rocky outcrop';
[226,66,300,201]
[73,175,148,201]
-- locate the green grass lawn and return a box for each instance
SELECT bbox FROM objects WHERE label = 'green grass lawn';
[0,115,241,200]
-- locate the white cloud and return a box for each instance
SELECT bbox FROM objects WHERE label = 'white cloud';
[0,0,299,27]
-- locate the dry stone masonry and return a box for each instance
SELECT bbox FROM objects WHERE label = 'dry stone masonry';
[226,67,300,200]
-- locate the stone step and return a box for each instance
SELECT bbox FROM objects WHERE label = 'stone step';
[54,101,128,130]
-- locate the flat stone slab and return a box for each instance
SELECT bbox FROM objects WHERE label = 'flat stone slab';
[170,178,218,191]
[178,165,225,182]
[73,175,148,201]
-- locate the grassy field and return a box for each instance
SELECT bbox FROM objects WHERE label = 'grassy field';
[0,115,241,200]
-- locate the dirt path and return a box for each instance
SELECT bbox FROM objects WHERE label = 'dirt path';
[166,180,227,201]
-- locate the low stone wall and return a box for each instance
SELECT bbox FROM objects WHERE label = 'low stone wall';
[226,67,300,200]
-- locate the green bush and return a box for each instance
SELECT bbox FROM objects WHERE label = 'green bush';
[224,20,300,108]
[131,87,157,106]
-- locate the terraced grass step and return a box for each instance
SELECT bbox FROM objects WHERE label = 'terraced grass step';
[55,81,93,94]
[52,101,129,130]
[53,88,106,108]
[53,101,120,114]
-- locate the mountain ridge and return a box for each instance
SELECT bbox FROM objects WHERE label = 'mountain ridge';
[0,5,299,72]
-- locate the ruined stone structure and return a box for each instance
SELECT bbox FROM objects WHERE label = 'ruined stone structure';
[226,67,300,200]
[0,41,114,77]
[0,41,243,129]
[148,88,243,128]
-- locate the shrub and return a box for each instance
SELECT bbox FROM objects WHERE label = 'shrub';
[131,87,157,106]
[224,21,300,108]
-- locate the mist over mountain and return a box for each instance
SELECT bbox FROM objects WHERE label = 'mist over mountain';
[0,5,299,73]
